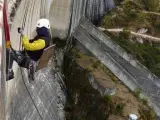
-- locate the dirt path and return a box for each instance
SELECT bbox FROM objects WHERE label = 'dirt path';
[98,27,160,42]
[143,11,160,16]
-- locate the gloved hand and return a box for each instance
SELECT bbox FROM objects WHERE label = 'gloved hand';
[18,27,24,35]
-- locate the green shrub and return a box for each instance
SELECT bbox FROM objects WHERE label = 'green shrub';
[141,98,148,105]
[85,67,92,72]
[102,15,115,28]
[133,88,141,99]
[92,60,101,69]
[104,95,113,105]
[138,12,149,23]
[119,28,131,39]
[115,103,125,115]
[143,0,160,11]
[139,107,156,120]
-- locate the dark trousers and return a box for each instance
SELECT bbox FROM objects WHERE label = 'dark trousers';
[6,48,31,69]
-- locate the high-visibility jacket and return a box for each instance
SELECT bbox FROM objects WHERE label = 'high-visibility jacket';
[22,35,50,61]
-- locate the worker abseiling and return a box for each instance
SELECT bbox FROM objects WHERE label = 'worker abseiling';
[7,18,51,81]
[23,18,50,61]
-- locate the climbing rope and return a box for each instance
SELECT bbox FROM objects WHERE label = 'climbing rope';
[20,69,43,120]
[18,1,43,120]
[18,0,59,119]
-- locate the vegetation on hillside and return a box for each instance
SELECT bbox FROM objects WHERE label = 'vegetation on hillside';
[64,49,156,120]
[102,0,160,36]
[101,0,160,77]
[143,0,160,11]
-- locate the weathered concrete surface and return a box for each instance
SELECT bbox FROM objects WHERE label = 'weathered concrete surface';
[7,0,16,14]
[49,0,72,39]
[69,0,115,36]
[5,0,65,120]
[49,0,115,39]
[4,0,116,119]
[0,29,7,120]
[73,17,160,117]
[65,0,115,51]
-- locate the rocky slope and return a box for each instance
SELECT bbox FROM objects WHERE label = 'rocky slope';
[63,49,156,120]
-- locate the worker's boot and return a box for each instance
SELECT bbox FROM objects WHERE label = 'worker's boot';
[6,69,14,81]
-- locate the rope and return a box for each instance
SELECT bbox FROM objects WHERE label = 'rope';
[20,68,43,120]
[17,1,43,119]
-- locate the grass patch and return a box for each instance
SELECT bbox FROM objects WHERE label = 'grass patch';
[85,67,93,72]
[133,88,141,99]
[72,48,84,58]
[115,103,125,115]
[142,0,160,12]
[139,106,157,120]
[133,88,148,105]
[92,60,101,69]
[104,95,125,116]
[104,95,113,105]
[141,98,148,106]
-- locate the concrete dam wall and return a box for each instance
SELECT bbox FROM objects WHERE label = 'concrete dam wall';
[49,0,115,39]
[2,0,115,120]
[69,0,115,36]
[5,0,66,120]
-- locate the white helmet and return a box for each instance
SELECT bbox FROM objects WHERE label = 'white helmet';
[36,18,50,29]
